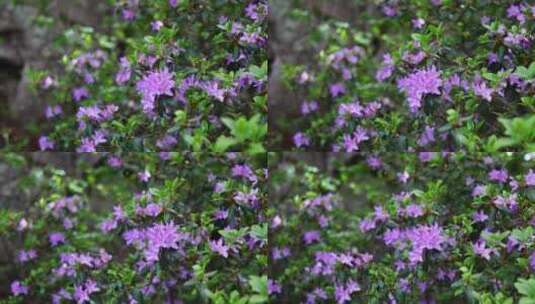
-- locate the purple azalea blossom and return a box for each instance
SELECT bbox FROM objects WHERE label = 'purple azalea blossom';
[473,80,493,101]
[294,132,311,148]
[138,170,151,182]
[404,204,424,218]
[303,230,321,245]
[473,241,494,260]
[39,136,55,151]
[49,232,66,247]
[136,69,174,115]
[268,279,282,295]
[472,211,488,223]
[530,251,535,271]
[397,66,442,112]
[74,280,100,304]
[329,82,346,97]
[488,169,508,183]
[11,281,29,296]
[209,238,229,258]
[18,249,37,263]
[405,224,447,264]
[525,169,535,186]
[72,87,90,102]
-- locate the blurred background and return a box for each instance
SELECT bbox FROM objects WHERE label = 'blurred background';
[0,0,109,148]
[268,0,380,149]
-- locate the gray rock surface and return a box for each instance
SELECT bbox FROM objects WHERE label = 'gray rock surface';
[0,1,109,137]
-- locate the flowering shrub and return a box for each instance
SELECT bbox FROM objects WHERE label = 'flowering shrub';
[271,1,535,151]
[0,152,267,303]
[20,0,267,152]
[269,152,535,303]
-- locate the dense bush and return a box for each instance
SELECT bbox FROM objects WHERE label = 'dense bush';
[0,152,267,303]
[10,0,267,152]
[269,152,535,303]
[270,0,535,152]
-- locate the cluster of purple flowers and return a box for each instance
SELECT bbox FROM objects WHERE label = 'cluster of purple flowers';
[397,66,443,112]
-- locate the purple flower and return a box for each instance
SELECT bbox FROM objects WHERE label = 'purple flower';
[472,184,486,197]
[473,80,493,101]
[374,206,389,222]
[405,224,447,264]
[525,169,535,186]
[383,228,403,246]
[417,126,435,146]
[18,249,37,263]
[493,194,518,211]
[138,170,151,182]
[472,211,488,223]
[507,4,526,23]
[151,20,164,31]
[77,138,96,152]
[39,136,55,151]
[144,222,183,261]
[209,238,229,258]
[404,204,424,217]
[245,2,267,22]
[145,222,180,249]
[232,164,257,183]
[397,66,442,112]
[142,203,162,217]
[402,51,426,65]
[375,54,394,82]
[342,127,369,152]
[11,281,29,296]
[303,230,321,245]
[74,280,100,304]
[488,169,508,183]
[530,251,535,271]
[107,156,123,168]
[72,87,90,102]
[201,80,226,102]
[99,219,117,232]
[329,82,346,97]
[123,229,145,247]
[52,289,72,304]
[382,5,397,16]
[156,135,178,150]
[49,232,66,247]
[293,132,310,148]
[335,280,360,304]
[397,171,410,183]
[45,105,62,119]
[122,9,136,21]
[268,279,282,295]
[412,18,425,29]
[136,69,174,114]
[473,241,493,260]
[366,156,383,169]
[169,0,178,7]
[359,218,376,232]
[213,209,228,220]
[301,100,319,115]
[115,57,132,85]
[41,76,56,89]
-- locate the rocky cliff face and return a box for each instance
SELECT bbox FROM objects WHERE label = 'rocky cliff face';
[0,1,108,144]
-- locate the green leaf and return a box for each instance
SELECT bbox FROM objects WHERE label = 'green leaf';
[213,136,237,152]
[515,62,535,80]
[248,275,267,297]
[516,278,535,298]
[249,224,267,242]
